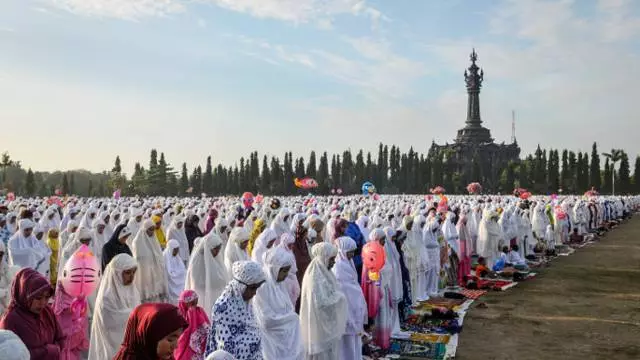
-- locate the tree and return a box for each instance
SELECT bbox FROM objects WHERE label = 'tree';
[260,155,270,192]
[112,156,122,173]
[69,173,75,195]
[634,156,640,194]
[25,169,36,196]
[618,151,631,194]
[602,149,624,195]
[560,150,568,191]
[602,158,611,194]
[203,156,213,195]
[589,143,601,190]
[306,151,317,179]
[62,173,70,195]
[88,179,94,196]
[180,163,189,195]
[317,152,329,194]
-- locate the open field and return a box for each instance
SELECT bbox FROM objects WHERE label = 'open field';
[456,217,640,360]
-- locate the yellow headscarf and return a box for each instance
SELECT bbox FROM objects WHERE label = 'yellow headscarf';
[46,228,60,284]
[247,219,266,256]
[152,215,167,249]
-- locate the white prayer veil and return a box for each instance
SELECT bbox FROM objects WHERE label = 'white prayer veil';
[250,228,278,266]
[88,253,140,360]
[163,239,186,304]
[185,232,228,317]
[253,247,303,360]
[224,227,250,276]
[300,242,347,356]
[0,330,29,360]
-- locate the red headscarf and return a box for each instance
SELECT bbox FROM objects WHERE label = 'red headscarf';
[0,268,63,360]
[114,303,188,360]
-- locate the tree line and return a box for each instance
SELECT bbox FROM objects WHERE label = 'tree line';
[2,142,639,197]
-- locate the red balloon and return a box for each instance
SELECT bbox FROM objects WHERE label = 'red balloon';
[362,241,386,273]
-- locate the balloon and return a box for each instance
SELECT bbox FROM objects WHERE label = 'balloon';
[430,186,446,195]
[6,192,15,201]
[255,194,264,204]
[362,241,386,275]
[361,182,376,196]
[113,189,121,200]
[331,189,336,194]
[54,188,63,196]
[337,188,343,195]
[241,192,254,208]
[60,244,101,317]
[373,193,380,201]
[270,198,281,210]
[466,182,482,194]
[294,177,318,189]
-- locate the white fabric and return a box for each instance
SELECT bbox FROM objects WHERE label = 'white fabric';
[163,239,186,304]
[0,242,19,316]
[277,233,300,307]
[185,232,228,317]
[131,220,168,302]
[88,254,140,360]
[300,243,347,358]
[253,247,304,360]
[251,229,278,266]
[332,237,367,340]
[7,220,50,277]
[91,219,108,263]
[0,330,30,360]
[57,227,94,279]
[224,227,250,277]
[477,210,503,267]
[166,215,189,263]
[206,350,236,360]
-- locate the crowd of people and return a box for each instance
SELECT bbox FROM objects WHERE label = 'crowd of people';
[0,193,636,360]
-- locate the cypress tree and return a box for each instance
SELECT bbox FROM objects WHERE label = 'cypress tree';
[180,163,189,195]
[260,155,270,193]
[204,156,213,195]
[618,151,631,194]
[634,156,640,194]
[589,143,601,190]
[602,158,611,194]
[25,169,36,196]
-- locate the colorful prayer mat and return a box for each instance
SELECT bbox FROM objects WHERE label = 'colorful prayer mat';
[388,338,447,359]
[458,289,487,300]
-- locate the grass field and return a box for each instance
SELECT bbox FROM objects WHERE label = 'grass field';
[455,217,640,360]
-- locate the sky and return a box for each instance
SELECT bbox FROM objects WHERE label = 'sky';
[1,0,639,174]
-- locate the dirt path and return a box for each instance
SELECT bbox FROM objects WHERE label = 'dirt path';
[455,217,640,360]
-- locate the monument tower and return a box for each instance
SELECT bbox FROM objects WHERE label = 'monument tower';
[428,50,520,192]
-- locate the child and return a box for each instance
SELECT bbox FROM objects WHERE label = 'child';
[53,282,89,360]
[507,245,528,270]
[175,290,211,360]
[475,256,491,278]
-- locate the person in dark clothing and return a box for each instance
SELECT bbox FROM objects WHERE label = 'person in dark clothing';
[101,224,133,271]
[184,215,203,253]
[393,230,412,322]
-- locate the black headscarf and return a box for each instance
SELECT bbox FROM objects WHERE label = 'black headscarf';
[184,215,202,253]
[102,223,133,271]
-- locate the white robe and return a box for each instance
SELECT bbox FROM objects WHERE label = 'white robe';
[163,239,186,304]
[185,233,228,317]
[131,224,168,303]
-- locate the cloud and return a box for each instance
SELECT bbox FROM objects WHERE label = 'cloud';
[45,0,185,20]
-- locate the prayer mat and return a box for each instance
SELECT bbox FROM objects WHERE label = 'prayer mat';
[402,318,462,335]
[458,289,487,300]
[388,338,447,359]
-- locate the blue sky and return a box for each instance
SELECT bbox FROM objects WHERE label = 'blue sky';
[1,0,639,173]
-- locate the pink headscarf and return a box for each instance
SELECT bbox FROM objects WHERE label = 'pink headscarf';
[175,290,210,360]
[53,283,89,360]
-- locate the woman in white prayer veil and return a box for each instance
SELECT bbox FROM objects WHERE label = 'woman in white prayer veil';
[355,215,370,242]
[38,208,57,237]
[166,214,190,264]
[253,247,304,360]
[206,350,235,360]
[88,253,140,360]
[224,227,250,276]
[57,227,94,278]
[91,218,109,263]
[98,211,114,240]
[270,208,291,239]
[0,241,20,316]
[332,237,366,360]
[277,233,300,307]
[163,239,186,304]
[7,219,50,277]
[126,208,144,239]
[477,209,503,268]
[185,233,228,318]
[399,215,424,303]
[251,229,278,266]
[78,207,98,231]
[213,217,230,252]
[300,242,347,360]
[131,219,169,303]
[59,220,78,251]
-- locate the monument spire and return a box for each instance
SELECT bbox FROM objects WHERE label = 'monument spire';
[464,48,484,126]
[456,49,492,144]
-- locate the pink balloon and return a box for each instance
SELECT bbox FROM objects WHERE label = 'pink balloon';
[61,244,101,298]
[241,192,254,208]
[362,241,386,274]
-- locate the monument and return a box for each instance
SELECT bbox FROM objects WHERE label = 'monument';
[428,49,520,192]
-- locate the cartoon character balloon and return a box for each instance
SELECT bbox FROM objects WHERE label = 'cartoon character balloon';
[361,182,376,196]
[61,244,101,316]
[241,192,254,209]
[362,241,386,282]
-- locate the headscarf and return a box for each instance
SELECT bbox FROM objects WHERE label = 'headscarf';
[8,219,51,277]
[300,243,347,356]
[250,228,278,266]
[175,290,210,360]
[332,237,367,336]
[131,220,168,303]
[292,225,311,291]
[101,224,132,271]
[205,261,266,360]
[165,215,189,263]
[152,215,167,250]
[206,350,236,360]
[185,233,228,318]
[253,247,303,360]
[88,254,140,360]
[114,303,188,360]
[0,330,30,360]
[223,227,250,276]
[276,233,300,306]
[247,218,266,256]
[163,239,186,304]
[0,268,63,360]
